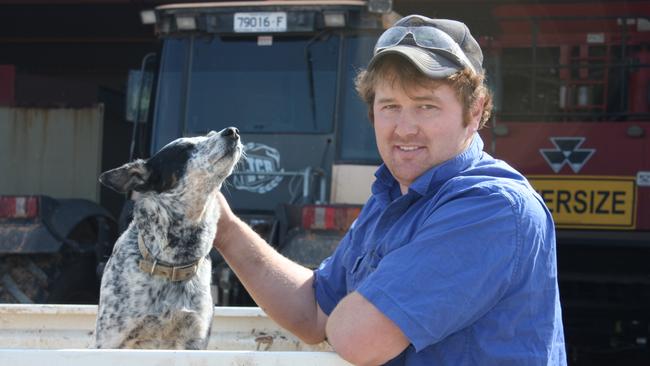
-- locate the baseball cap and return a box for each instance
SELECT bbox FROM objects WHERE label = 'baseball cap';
[368,15,483,78]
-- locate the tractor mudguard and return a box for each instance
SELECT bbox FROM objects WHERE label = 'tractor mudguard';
[0,222,62,254]
[0,197,116,255]
[45,198,115,241]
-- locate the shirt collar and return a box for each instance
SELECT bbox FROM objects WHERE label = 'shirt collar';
[372,134,484,202]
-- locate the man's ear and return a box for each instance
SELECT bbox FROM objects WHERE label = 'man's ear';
[469,95,485,132]
[98,159,151,193]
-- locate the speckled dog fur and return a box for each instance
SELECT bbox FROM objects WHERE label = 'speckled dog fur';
[94,128,242,349]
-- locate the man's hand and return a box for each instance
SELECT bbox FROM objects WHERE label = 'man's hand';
[327,292,409,365]
[213,192,237,251]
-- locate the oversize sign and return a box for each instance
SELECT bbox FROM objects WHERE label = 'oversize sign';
[529,176,636,230]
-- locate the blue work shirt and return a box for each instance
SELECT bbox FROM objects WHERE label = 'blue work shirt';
[314,134,567,365]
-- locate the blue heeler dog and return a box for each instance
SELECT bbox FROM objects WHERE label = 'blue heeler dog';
[94,127,242,349]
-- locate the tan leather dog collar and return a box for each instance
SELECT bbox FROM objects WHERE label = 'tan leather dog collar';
[137,235,204,282]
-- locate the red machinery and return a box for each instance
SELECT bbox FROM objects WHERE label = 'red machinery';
[478,3,650,362]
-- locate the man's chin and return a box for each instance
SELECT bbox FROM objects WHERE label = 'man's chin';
[391,169,425,188]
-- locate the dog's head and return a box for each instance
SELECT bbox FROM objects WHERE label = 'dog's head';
[99,127,242,195]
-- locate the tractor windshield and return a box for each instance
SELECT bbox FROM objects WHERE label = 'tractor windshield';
[151,34,339,151]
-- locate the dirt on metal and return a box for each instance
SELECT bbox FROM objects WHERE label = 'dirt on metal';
[0,255,60,303]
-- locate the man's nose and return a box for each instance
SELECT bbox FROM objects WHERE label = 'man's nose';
[394,110,418,137]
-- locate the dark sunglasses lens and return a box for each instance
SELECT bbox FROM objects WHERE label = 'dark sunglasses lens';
[376,26,456,53]
[373,24,473,72]
[411,27,454,51]
[375,27,408,51]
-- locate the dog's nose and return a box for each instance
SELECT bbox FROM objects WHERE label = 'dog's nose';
[222,127,239,139]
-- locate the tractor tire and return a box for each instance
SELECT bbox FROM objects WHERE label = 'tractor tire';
[0,214,106,304]
[1,254,60,303]
[0,253,98,304]
[47,254,98,304]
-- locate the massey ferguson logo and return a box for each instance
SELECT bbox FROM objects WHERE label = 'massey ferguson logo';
[233,142,284,194]
[540,137,595,173]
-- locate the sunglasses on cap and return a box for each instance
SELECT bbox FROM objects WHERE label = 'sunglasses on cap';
[374,26,475,73]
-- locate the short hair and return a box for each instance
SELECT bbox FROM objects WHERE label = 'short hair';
[355,54,493,129]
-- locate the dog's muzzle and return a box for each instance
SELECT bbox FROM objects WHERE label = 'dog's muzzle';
[137,235,205,282]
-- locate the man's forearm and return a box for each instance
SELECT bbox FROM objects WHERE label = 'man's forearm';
[214,215,326,344]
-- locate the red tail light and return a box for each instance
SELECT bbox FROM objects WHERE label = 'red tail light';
[0,196,39,219]
[301,205,361,231]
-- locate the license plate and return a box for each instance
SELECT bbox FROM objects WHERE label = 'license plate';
[234,12,287,33]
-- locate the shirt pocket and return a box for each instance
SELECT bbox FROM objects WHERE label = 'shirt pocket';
[346,249,382,291]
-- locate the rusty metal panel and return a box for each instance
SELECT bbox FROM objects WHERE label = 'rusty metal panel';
[0,65,15,106]
[0,105,104,202]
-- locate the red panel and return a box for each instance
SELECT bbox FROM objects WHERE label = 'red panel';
[301,206,315,229]
[301,205,361,231]
[0,65,15,106]
[0,0,133,4]
[637,189,650,231]
[0,196,39,219]
[493,3,650,18]
[325,207,335,230]
[629,50,650,114]
[486,122,649,175]
[482,33,650,49]
[489,3,650,48]
[480,122,650,230]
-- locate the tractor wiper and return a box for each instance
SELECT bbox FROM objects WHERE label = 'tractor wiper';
[304,30,330,131]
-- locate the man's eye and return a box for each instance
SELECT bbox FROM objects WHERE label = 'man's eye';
[382,104,399,110]
[420,105,438,110]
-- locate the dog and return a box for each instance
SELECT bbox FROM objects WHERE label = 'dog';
[94,127,243,349]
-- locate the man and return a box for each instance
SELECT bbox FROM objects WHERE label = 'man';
[213,14,567,365]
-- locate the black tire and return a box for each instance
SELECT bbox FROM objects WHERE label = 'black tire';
[0,254,60,303]
[0,216,113,304]
[0,253,98,304]
[45,253,98,304]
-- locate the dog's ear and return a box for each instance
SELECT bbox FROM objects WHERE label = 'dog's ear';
[99,160,151,193]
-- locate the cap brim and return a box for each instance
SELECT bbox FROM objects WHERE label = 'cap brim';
[368,45,461,78]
